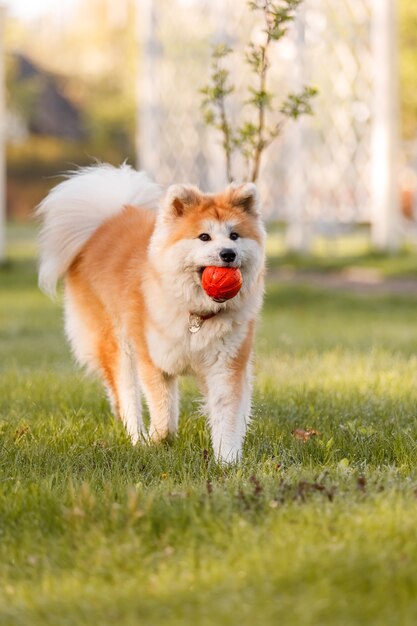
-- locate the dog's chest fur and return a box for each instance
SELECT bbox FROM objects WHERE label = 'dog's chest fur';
[145,310,250,376]
[138,266,259,377]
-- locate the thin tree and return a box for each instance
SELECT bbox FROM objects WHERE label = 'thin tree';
[201,0,316,183]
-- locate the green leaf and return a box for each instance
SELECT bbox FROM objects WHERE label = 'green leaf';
[280,86,318,119]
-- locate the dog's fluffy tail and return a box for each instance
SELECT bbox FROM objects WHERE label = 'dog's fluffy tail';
[37,163,161,297]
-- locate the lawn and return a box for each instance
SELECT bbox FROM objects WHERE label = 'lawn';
[2,226,417,625]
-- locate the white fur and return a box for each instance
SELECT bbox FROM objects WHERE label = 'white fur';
[206,357,252,462]
[64,286,98,370]
[116,339,145,444]
[37,163,161,297]
[141,373,179,443]
[39,165,265,463]
[143,207,264,461]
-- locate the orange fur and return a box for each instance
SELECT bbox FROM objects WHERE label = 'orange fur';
[166,196,264,246]
[39,167,266,461]
[229,319,255,403]
[67,206,157,416]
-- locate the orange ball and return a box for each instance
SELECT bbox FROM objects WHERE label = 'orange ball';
[201,266,243,301]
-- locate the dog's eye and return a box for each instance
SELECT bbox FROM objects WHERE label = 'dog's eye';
[198,233,211,242]
[230,232,239,241]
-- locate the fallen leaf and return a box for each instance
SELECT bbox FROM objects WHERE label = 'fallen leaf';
[357,475,366,493]
[292,428,320,442]
[14,425,29,442]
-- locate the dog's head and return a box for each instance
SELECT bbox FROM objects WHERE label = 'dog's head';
[149,183,266,310]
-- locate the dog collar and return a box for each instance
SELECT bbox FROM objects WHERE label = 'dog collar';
[188,311,218,333]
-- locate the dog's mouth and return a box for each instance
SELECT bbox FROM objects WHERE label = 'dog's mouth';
[197,263,240,277]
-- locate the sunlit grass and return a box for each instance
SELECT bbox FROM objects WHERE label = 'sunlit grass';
[266,225,372,259]
[267,224,417,277]
[2,225,417,625]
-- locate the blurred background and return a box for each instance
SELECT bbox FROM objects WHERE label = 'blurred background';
[4,5,417,622]
[0,0,416,261]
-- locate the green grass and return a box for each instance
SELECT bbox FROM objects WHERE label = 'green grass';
[267,225,417,277]
[2,225,417,625]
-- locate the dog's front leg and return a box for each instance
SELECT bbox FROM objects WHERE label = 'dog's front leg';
[205,322,255,463]
[137,359,179,443]
[205,360,252,463]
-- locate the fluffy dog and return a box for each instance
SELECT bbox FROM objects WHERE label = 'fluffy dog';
[37,164,266,462]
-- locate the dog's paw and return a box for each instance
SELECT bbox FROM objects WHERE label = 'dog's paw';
[128,427,148,446]
[215,445,242,465]
[149,425,177,445]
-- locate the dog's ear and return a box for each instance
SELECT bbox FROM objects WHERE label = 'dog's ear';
[228,182,258,215]
[164,184,202,218]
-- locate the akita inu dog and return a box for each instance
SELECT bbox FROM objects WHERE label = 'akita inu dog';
[37,164,265,462]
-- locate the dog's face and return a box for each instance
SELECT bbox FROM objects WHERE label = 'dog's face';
[149,183,266,308]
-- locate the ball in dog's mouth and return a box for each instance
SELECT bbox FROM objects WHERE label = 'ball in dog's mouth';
[200,266,243,301]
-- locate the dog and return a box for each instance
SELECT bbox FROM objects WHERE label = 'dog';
[37,164,266,462]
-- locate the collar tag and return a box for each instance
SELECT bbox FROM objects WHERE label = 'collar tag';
[188,313,203,333]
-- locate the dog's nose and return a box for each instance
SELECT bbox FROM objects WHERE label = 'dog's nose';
[219,248,236,263]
